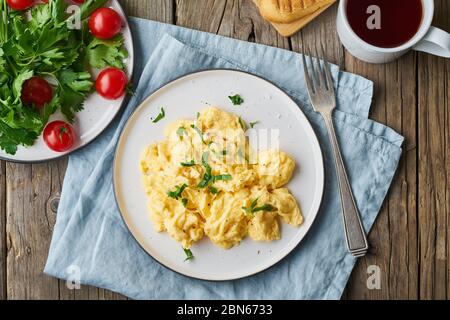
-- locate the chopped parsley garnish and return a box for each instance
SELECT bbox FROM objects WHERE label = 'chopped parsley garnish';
[208,186,219,194]
[238,117,246,130]
[197,152,213,188]
[181,160,196,167]
[181,198,188,207]
[228,94,244,105]
[213,174,232,182]
[242,198,276,216]
[167,184,187,200]
[152,107,165,123]
[176,127,187,139]
[183,248,194,261]
[197,152,232,192]
[197,112,200,119]
[249,121,259,128]
[190,124,206,144]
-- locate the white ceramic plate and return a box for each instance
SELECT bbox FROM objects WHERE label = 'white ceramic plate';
[114,70,324,281]
[0,0,134,163]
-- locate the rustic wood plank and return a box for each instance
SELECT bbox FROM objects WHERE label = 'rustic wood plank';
[120,0,174,22]
[446,2,450,302]
[343,57,391,299]
[0,161,5,300]
[384,54,419,299]
[418,0,449,300]
[343,47,419,298]
[6,161,66,299]
[290,3,343,67]
[176,0,290,48]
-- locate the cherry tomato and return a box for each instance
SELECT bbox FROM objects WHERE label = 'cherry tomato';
[96,67,127,100]
[6,0,34,10]
[21,77,53,109]
[89,7,122,40]
[43,121,76,152]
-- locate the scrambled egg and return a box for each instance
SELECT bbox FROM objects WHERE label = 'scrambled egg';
[140,107,303,249]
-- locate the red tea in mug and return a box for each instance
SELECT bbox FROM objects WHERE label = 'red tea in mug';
[346,0,423,48]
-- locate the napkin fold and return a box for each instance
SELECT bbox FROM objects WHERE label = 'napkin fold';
[44,17,404,300]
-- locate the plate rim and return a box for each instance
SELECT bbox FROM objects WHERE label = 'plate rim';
[113,69,325,281]
[0,0,135,164]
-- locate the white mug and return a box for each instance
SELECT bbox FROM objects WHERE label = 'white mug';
[337,0,450,63]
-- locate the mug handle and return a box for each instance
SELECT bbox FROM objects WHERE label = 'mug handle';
[413,26,450,58]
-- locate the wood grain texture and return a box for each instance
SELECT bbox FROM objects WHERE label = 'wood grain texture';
[6,162,63,299]
[418,0,449,300]
[344,52,419,299]
[120,0,174,22]
[0,161,5,300]
[1,0,449,300]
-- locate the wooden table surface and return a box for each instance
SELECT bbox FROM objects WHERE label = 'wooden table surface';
[0,0,449,300]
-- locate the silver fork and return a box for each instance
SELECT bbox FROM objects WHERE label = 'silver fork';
[301,45,369,258]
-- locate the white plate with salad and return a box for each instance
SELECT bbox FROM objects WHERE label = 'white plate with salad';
[0,0,133,162]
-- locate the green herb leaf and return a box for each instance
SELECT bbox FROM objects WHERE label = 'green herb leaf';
[12,69,33,103]
[228,94,244,105]
[167,183,188,200]
[238,117,246,130]
[253,204,276,213]
[85,34,128,70]
[242,199,276,216]
[213,174,232,182]
[208,186,219,194]
[183,248,194,262]
[181,198,188,208]
[152,107,165,123]
[197,152,212,188]
[249,121,259,128]
[176,126,187,139]
[181,160,195,167]
[190,124,206,144]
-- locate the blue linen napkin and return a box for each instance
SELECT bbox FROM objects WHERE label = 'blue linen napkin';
[44,17,404,299]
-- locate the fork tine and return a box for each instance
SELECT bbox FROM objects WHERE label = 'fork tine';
[306,47,319,92]
[301,46,315,94]
[319,43,334,92]
[313,45,326,89]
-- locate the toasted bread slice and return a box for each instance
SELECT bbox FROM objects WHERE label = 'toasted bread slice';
[257,0,335,23]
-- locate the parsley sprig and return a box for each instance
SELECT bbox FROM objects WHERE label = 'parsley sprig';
[197,152,232,192]
[228,94,244,105]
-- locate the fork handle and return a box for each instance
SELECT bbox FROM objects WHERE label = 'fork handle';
[323,113,369,258]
